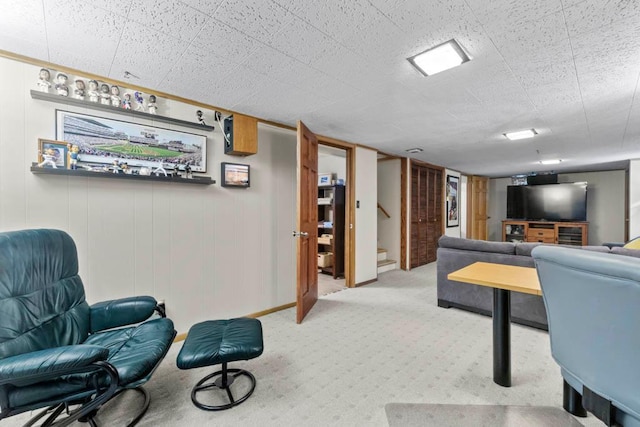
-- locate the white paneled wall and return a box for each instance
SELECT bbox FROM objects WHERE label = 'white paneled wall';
[0,57,297,334]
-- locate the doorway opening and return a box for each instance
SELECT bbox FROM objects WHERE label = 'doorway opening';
[318,144,347,297]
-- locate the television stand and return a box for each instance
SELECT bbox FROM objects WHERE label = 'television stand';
[502,220,588,246]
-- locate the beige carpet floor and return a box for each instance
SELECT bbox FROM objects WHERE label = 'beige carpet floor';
[4,263,603,426]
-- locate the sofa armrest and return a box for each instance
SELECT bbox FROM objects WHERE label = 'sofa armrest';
[90,296,158,333]
[0,345,109,387]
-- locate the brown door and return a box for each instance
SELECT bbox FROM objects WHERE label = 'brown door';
[469,176,489,240]
[296,120,319,323]
[425,167,443,262]
[410,163,443,268]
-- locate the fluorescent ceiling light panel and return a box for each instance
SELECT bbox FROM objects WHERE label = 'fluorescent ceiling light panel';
[540,159,562,165]
[408,39,470,76]
[504,129,537,140]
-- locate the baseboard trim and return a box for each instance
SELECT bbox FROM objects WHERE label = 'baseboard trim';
[172,301,297,342]
[355,278,377,287]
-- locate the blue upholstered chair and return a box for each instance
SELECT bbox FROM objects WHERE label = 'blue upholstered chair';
[0,229,176,426]
[532,246,640,427]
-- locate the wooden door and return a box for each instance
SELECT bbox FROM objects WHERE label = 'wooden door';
[469,176,489,240]
[296,121,319,324]
[425,167,443,263]
[410,163,443,268]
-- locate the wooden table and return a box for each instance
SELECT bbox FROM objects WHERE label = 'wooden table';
[448,262,540,387]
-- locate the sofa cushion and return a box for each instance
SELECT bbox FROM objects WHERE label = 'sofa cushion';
[438,235,515,255]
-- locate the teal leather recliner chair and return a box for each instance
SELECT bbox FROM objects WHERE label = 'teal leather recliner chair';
[533,246,640,427]
[0,229,176,426]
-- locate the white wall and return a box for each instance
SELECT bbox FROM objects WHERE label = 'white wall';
[355,147,377,283]
[0,57,297,334]
[488,171,626,245]
[377,159,400,265]
[318,153,346,182]
[444,169,461,237]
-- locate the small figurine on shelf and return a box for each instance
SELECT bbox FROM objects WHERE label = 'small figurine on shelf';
[134,91,145,111]
[120,162,129,174]
[100,83,111,105]
[122,93,132,109]
[38,148,58,168]
[111,159,122,174]
[184,163,193,179]
[196,110,206,125]
[54,73,69,96]
[110,85,121,107]
[73,79,85,100]
[152,161,167,177]
[147,95,157,114]
[37,68,51,93]
[87,80,100,102]
[69,144,80,169]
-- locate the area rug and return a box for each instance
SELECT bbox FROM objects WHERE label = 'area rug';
[385,403,584,427]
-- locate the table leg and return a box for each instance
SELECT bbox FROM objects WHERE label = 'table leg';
[493,288,511,387]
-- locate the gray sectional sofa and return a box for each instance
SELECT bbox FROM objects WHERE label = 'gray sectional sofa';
[436,235,633,330]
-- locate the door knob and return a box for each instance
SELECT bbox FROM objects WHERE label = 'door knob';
[292,231,309,238]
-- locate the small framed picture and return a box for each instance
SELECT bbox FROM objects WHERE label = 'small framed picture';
[221,162,250,188]
[38,139,68,169]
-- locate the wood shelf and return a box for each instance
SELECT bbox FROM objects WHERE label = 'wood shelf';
[30,165,215,185]
[30,90,215,132]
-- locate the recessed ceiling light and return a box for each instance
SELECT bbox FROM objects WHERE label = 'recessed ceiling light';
[408,39,471,76]
[504,129,537,140]
[405,148,424,153]
[540,159,562,165]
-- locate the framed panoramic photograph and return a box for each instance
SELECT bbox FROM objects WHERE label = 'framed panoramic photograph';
[221,162,250,188]
[446,175,459,227]
[37,138,68,169]
[55,110,207,172]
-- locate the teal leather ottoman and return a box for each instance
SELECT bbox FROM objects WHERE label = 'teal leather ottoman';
[177,318,264,411]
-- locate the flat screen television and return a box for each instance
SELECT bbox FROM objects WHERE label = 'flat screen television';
[507,182,587,221]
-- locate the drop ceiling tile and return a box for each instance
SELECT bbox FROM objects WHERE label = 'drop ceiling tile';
[213,0,294,42]
[0,0,46,50]
[274,0,385,43]
[564,0,640,38]
[467,0,563,31]
[489,10,569,62]
[49,46,113,77]
[527,81,583,107]
[239,45,313,87]
[382,0,471,36]
[128,0,209,42]
[366,0,405,15]
[159,44,240,88]
[110,25,191,86]
[179,0,225,16]
[76,0,133,16]
[44,0,124,64]
[0,34,48,61]
[266,16,336,64]
[189,19,261,64]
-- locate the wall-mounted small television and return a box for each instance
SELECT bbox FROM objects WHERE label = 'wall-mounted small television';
[221,162,250,188]
[507,182,587,221]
